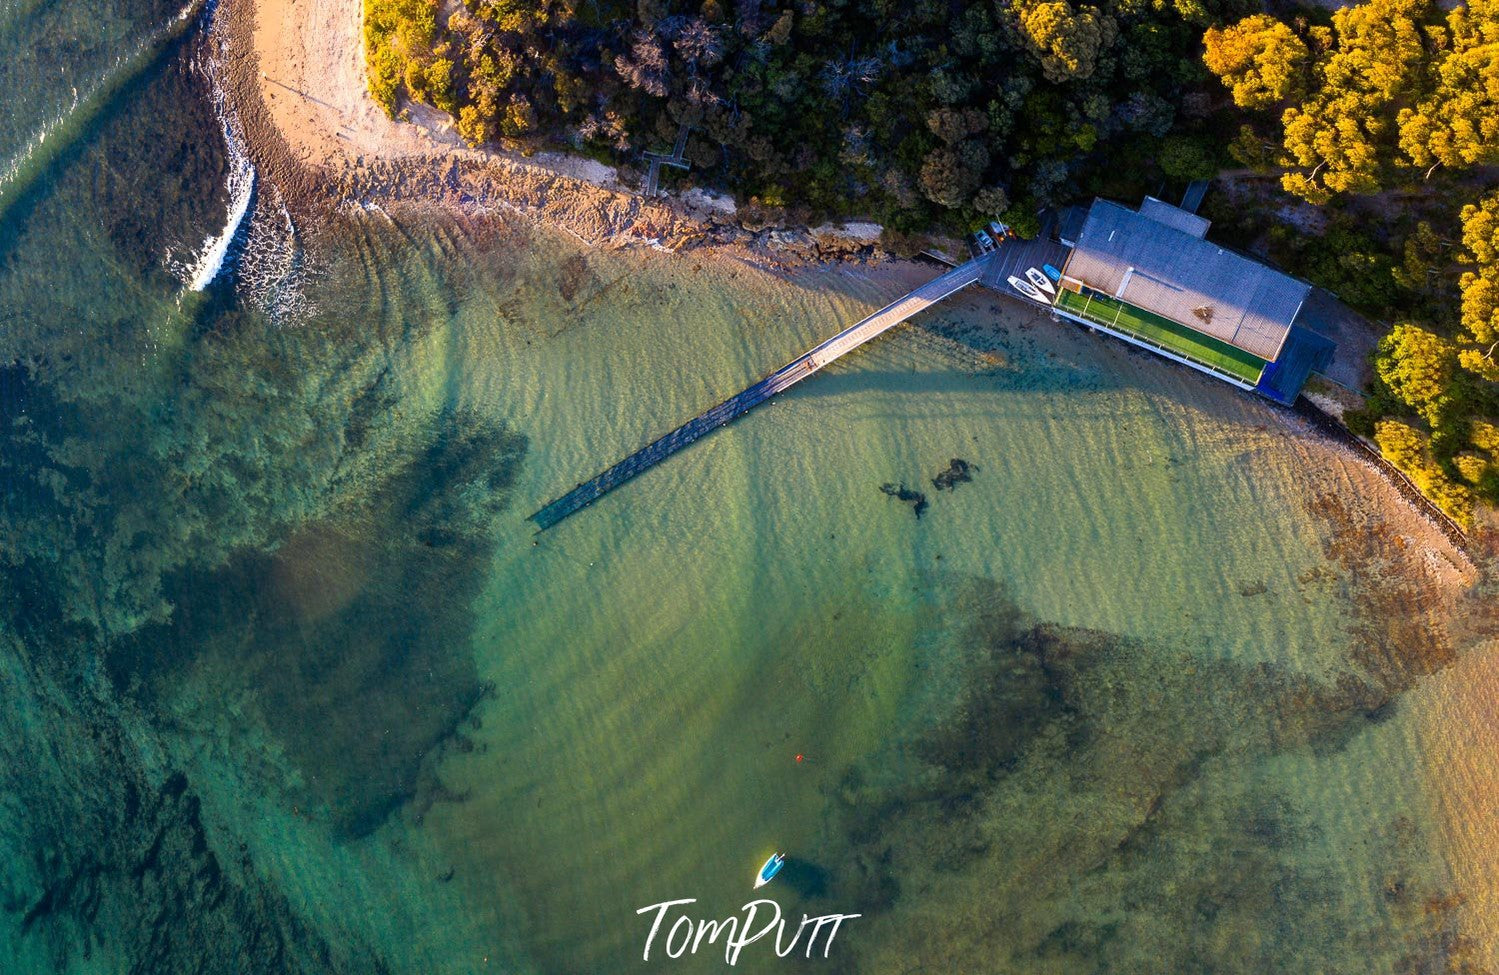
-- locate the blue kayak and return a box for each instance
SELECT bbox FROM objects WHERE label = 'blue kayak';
[754,853,785,889]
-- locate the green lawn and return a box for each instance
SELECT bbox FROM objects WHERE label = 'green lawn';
[1054,288,1267,385]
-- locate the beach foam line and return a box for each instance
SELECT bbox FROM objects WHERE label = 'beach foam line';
[185,97,255,291]
[183,0,311,314]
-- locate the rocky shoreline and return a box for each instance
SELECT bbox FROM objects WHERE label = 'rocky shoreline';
[1293,398,1485,563]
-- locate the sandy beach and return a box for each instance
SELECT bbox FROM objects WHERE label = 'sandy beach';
[244,0,637,188]
[223,0,694,246]
[224,0,895,259]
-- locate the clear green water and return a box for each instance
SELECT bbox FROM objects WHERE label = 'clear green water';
[0,4,1493,974]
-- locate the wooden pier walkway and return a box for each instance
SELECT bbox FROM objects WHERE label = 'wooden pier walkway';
[530,257,988,530]
[643,124,692,197]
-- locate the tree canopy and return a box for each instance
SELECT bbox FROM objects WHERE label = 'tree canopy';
[1376,324,1457,428]
[1201,14,1308,111]
[1205,0,1499,202]
[1459,194,1499,380]
[364,0,1244,228]
[1352,195,1499,525]
[1398,0,1499,174]
[1206,0,1499,525]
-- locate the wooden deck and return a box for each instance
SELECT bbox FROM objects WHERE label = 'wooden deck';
[980,237,1072,304]
[530,258,987,530]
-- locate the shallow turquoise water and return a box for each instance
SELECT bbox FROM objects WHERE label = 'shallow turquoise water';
[0,4,1491,973]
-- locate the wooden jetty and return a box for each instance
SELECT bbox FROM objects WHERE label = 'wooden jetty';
[530,257,988,530]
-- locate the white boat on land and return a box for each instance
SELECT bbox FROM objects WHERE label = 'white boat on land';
[1007,275,1046,303]
[755,853,785,889]
[1025,267,1056,295]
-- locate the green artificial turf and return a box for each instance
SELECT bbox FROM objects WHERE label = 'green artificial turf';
[1055,288,1267,385]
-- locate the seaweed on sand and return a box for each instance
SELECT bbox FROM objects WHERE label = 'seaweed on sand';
[931,458,975,492]
[880,482,928,518]
[0,44,537,966]
[113,405,526,838]
[821,576,1479,975]
[0,629,394,975]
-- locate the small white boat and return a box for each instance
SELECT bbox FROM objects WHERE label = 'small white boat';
[754,853,785,889]
[1025,267,1056,295]
[1007,275,1046,303]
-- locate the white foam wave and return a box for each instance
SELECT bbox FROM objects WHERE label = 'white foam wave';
[178,2,310,319]
[185,140,253,291]
[237,189,314,323]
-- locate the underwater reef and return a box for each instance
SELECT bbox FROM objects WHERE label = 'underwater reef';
[0,41,530,965]
[819,566,1488,974]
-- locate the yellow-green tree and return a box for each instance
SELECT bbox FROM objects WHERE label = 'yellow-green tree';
[1202,15,1310,111]
[1278,0,1429,202]
[1458,194,1499,380]
[1375,323,1458,426]
[1375,420,1475,526]
[1398,0,1499,175]
[1279,101,1386,203]
[1204,0,1442,203]
[363,0,439,116]
[1018,1,1119,83]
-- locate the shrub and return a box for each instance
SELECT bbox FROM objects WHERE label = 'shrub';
[1157,134,1218,182]
[1375,420,1475,527]
[363,0,439,116]
[1002,208,1042,240]
[1454,452,1489,485]
[1470,419,1499,455]
[457,104,490,147]
[425,58,456,115]
[1342,406,1376,438]
[366,45,403,115]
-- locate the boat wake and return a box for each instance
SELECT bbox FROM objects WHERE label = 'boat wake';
[0,2,204,224]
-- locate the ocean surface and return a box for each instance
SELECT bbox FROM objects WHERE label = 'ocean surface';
[2,4,1497,973]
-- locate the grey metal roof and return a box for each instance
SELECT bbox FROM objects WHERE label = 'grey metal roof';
[1055,204,1089,246]
[1062,200,1310,360]
[1139,196,1210,238]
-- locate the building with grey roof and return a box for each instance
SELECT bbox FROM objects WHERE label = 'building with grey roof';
[1137,195,1211,239]
[1045,197,1335,404]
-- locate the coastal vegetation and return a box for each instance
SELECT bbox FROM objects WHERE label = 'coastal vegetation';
[363,0,1247,230]
[364,0,1499,527]
[1203,0,1498,526]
